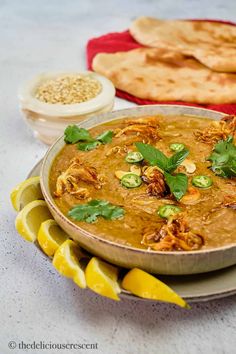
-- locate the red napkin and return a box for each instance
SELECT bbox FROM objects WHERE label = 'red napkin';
[87,20,236,115]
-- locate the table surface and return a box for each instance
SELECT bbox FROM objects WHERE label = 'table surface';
[1,1,236,353]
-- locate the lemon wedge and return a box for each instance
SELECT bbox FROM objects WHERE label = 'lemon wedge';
[85,257,121,301]
[52,239,86,289]
[15,200,52,242]
[11,176,43,212]
[122,268,189,308]
[38,219,68,257]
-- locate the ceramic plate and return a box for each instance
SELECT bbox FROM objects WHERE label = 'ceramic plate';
[29,160,236,303]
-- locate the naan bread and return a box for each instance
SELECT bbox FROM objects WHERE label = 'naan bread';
[130,17,236,72]
[92,47,236,104]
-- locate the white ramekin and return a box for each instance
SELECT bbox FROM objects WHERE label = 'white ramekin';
[19,71,115,145]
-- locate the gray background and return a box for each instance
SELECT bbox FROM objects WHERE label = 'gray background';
[1,1,236,353]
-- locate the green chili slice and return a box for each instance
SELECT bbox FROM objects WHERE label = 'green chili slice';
[192,175,213,188]
[158,205,182,219]
[169,143,185,152]
[125,151,144,163]
[121,173,142,188]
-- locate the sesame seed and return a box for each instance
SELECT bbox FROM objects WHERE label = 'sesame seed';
[35,75,102,104]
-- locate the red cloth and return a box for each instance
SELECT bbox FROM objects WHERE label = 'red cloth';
[87,20,236,115]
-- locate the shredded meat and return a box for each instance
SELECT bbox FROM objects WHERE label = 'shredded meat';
[142,166,167,197]
[115,117,160,140]
[115,124,159,140]
[142,214,204,251]
[105,145,128,157]
[194,115,236,144]
[222,195,236,210]
[124,116,160,126]
[55,158,104,198]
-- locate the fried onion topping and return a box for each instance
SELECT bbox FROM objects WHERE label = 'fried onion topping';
[124,116,160,126]
[142,166,167,197]
[115,117,160,141]
[194,115,236,144]
[115,124,159,140]
[54,158,104,198]
[142,214,204,251]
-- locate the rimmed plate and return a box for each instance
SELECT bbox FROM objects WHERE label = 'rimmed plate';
[28,160,236,303]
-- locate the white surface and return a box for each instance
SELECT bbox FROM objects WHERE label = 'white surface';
[1,1,236,354]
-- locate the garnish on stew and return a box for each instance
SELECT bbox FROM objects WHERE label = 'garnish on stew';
[64,125,113,151]
[192,175,213,188]
[169,143,185,152]
[68,200,125,223]
[164,172,188,201]
[77,141,101,151]
[142,214,204,251]
[135,142,189,173]
[96,130,114,144]
[194,116,236,144]
[142,166,167,197]
[64,125,93,144]
[135,142,189,200]
[158,205,182,219]
[207,136,236,178]
[125,151,144,163]
[54,157,102,199]
[121,173,142,188]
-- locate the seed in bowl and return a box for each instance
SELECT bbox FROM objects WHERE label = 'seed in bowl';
[35,75,102,104]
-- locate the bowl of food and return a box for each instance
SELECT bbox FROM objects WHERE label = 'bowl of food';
[19,71,115,144]
[40,105,236,275]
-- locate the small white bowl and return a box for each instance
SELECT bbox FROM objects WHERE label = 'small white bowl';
[19,71,115,145]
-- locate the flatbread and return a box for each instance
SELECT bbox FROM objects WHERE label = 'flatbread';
[130,17,236,72]
[92,47,236,104]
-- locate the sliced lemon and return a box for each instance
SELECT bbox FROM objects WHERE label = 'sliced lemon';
[122,268,189,308]
[53,239,86,289]
[15,200,52,242]
[85,257,121,301]
[10,176,43,212]
[38,219,68,257]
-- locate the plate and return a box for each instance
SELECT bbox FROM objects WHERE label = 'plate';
[28,161,236,303]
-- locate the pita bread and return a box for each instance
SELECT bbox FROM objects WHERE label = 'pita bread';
[92,47,236,104]
[130,17,236,72]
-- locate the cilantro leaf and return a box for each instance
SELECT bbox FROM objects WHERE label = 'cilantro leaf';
[68,200,125,223]
[207,136,236,178]
[164,172,188,200]
[135,142,169,170]
[96,130,114,144]
[166,148,190,173]
[64,125,93,144]
[64,125,114,152]
[77,141,101,151]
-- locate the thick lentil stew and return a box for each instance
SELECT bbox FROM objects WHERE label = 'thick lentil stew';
[49,114,236,252]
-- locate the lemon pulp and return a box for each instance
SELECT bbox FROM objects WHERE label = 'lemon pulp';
[53,240,86,289]
[85,257,121,301]
[38,219,68,257]
[11,176,43,211]
[15,200,52,242]
[122,268,189,308]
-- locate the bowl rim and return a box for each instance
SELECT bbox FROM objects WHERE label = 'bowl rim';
[40,104,236,256]
[18,71,115,117]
